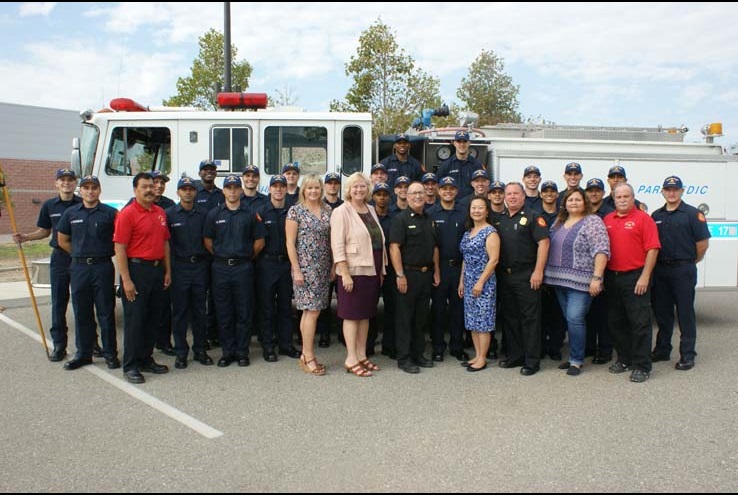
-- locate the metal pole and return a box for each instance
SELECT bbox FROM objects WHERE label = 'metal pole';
[0,163,50,357]
[224,2,232,92]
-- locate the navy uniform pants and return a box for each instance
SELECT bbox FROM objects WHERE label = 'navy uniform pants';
[122,262,165,372]
[430,264,464,355]
[49,248,72,349]
[651,263,698,361]
[368,269,396,352]
[212,261,255,358]
[395,270,432,363]
[70,259,116,359]
[170,260,209,357]
[605,269,653,373]
[256,258,293,352]
[499,268,542,369]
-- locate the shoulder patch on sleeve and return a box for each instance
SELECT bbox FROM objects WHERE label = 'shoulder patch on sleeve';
[537,217,547,228]
[697,212,706,223]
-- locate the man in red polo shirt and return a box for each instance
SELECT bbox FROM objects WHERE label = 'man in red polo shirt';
[604,183,660,383]
[114,172,172,384]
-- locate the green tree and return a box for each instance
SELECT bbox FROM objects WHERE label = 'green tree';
[269,85,299,108]
[164,28,253,110]
[330,19,442,137]
[457,50,522,126]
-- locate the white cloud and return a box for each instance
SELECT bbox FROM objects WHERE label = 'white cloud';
[18,2,56,17]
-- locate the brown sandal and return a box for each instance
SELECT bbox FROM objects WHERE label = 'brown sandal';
[299,355,326,376]
[359,358,380,371]
[345,362,373,377]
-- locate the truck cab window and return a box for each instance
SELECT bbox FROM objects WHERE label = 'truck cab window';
[341,126,363,176]
[104,126,171,176]
[212,126,250,173]
[264,126,328,175]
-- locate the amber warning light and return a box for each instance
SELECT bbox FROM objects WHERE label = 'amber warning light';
[217,92,268,110]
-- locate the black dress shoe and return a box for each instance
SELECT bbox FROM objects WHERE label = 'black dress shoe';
[650,351,671,362]
[140,360,169,374]
[318,336,330,348]
[398,361,420,374]
[520,366,540,376]
[105,357,121,369]
[124,370,145,384]
[558,362,571,370]
[432,352,444,362]
[278,346,301,359]
[467,363,488,372]
[675,359,695,371]
[92,344,103,358]
[237,356,250,367]
[592,354,612,365]
[414,356,434,368]
[499,359,524,369]
[217,355,236,367]
[64,357,93,370]
[49,347,67,362]
[192,353,214,365]
[263,350,278,363]
[450,351,470,361]
[156,344,176,356]
[174,356,188,369]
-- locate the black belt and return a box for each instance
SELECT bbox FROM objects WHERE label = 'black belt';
[175,255,206,264]
[658,259,693,266]
[73,257,110,265]
[404,264,433,273]
[129,258,163,266]
[607,267,643,276]
[262,253,289,263]
[214,257,251,266]
[441,259,460,267]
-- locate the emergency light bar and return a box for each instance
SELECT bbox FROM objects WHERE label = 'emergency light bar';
[109,98,149,112]
[217,92,268,110]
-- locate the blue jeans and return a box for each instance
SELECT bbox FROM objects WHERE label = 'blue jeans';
[554,287,593,366]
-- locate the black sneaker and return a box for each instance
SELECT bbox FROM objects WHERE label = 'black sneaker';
[609,361,630,374]
[630,369,650,383]
[566,365,582,376]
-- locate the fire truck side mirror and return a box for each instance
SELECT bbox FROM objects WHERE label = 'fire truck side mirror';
[70,137,81,177]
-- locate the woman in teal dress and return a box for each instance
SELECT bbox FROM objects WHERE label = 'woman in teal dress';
[458,196,500,372]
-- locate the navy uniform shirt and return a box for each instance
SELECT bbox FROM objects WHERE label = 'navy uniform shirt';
[428,204,466,262]
[436,155,484,199]
[37,195,82,248]
[165,204,209,259]
[155,196,176,210]
[651,201,711,261]
[195,185,225,211]
[375,209,395,251]
[592,202,615,219]
[240,192,269,212]
[324,197,344,210]
[540,209,559,229]
[285,188,300,208]
[380,154,424,190]
[56,202,117,257]
[204,204,265,259]
[389,208,437,267]
[257,202,289,256]
[494,209,550,272]
[525,195,543,214]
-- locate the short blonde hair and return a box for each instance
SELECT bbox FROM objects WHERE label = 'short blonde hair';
[298,174,324,205]
[343,172,371,203]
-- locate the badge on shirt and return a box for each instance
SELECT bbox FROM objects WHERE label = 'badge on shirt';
[519,217,528,226]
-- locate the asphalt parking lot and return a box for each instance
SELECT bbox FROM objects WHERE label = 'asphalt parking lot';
[1,290,737,492]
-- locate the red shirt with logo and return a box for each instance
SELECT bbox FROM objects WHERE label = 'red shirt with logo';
[113,200,170,260]
[604,207,661,271]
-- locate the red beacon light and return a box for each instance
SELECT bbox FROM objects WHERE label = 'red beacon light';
[109,98,149,112]
[217,92,268,110]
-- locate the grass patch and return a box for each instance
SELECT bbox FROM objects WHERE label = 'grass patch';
[0,240,53,261]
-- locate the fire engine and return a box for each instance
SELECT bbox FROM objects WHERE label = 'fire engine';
[378,115,738,289]
[70,92,373,209]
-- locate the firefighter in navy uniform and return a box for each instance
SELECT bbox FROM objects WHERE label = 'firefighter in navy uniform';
[56,175,119,370]
[522,166,543,214]
[389,181,441,374]
[650,176,711,371]
[604,166,646,211]
[436,130,484,200]
[494,182,550,376]
[13,168,81,362]
[380,133,424,191]
[204,175,266,368]
[166,176,214,369]
[283,162,301,207]
[428,177,468,362]
[255,175,302,362]
[585,178,615,364]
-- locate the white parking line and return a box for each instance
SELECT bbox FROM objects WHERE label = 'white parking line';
[0,312,223,439]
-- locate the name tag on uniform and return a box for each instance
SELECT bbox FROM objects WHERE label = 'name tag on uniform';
[216,219,227,224]
[170,222,183,227]
[265,220,275,225]
[70,219,83,224]
[435,219,445,224]
[408,225,417,229]
[51,213,61,218]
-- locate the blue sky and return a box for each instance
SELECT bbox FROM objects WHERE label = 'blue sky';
[3,2,738,149]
